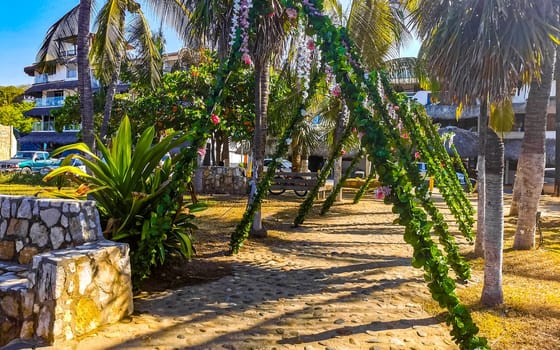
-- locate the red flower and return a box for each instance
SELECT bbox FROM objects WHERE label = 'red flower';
[352,127,357,133]
[211,114,220,125]
[285,8,297,19]
[414,151,420,159]
[307,39,315,51]
[242,53,252,65]
[402,132,409,139]
[340,149,346,156]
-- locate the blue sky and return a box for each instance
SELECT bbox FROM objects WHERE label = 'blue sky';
[0,1,183,87]
[0,1,419,87]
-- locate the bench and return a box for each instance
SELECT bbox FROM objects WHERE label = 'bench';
[269,172,329,199]
[0,195,133,347]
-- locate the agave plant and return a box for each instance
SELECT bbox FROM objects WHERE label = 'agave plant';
[46,116,186,233]
[44,116,203,282]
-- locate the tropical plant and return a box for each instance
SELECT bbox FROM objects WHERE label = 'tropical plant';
[44,116,201,284]
[0,103,34,133]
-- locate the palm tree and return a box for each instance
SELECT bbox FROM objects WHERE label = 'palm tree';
[510,49,554,249]
[410,0,555,307]
[78,0,95,149]
[90,0,163,140]
[509,4,559,249]
[37,1,189,145]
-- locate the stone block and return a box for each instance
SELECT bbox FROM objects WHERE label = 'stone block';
[18,246,39,265]
[0,241,15,260]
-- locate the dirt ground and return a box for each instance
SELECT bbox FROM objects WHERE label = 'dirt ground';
[9,190,560,350]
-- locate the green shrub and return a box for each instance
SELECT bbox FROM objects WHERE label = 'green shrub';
[45,116,204,285]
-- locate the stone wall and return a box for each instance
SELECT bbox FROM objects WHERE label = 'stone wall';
[0,196,132,346]
[196,166,248,195]
[0,196,102,264]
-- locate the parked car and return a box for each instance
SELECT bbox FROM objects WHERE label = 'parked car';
[264,158,293,173]
[0,151,61,174]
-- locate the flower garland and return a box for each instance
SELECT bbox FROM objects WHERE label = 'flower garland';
[230,0,254,65]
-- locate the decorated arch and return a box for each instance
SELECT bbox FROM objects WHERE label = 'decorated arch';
[160,1,488,349]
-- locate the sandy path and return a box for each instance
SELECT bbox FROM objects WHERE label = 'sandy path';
[39,194,462,350]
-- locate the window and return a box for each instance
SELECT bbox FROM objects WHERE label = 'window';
[66,64,77,79]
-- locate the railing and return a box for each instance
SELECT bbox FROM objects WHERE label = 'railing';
[31,121,81,132]
[34,74,48,84]
[35,96,65,107]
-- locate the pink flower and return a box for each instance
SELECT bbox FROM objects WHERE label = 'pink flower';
[352,127,357,133]
[197,148,206,157]
[211,113,220,125]
[307,39,315,51]
[332,85,341,97]
[402,132,409,139]
[414,151,420,159]
[340,149,346,156]
[285,8,297,19]
[242,52,253,65]
[357,132,364,140]
[394,105,400,111]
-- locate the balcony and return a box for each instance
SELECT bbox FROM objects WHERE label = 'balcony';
[31,121,81,132]
[34,74,49,84]
[35,96,65,107]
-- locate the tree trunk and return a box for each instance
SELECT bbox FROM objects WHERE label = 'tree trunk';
[474,99,488,257]
[250,59,270,237]
[512,50,553,249]
[100,65,121,142]
[480,127,504,307]
[78,0,94,150]
[555,44,560,197]
[332,104,348,202]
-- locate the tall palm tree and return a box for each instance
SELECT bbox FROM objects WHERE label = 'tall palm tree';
[78,0,95,149]
[509,3,559,249]
[510,49,554,249]
[410,0,555,307]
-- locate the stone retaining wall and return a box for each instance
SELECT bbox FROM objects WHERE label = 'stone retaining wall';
[196,166,248,195]
[0,196,132,347]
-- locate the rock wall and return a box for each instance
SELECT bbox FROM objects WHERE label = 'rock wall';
[196,166,248,195]
[0,196,132,346]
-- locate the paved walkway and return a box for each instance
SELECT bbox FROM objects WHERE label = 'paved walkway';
[15,196,461,350]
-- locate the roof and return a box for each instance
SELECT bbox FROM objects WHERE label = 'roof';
[18,131,79,145]
[23,106,60,117]
[25,80,79,94]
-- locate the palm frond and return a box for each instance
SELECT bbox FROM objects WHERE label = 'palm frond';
[90,0,127,84]
[127,7,162,88]
[36,5,80,74]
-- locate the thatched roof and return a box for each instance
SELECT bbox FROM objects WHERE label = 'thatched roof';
[438,126,479,158]
[504,138,556,166]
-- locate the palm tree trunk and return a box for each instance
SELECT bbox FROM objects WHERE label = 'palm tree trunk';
[100,64,121,141]
[512,50,553,249]
[474,99,488,257]
[78,0,95,150]
[333,105,348,202]
[250,59,270,237]
[480,127,504,307]
[555,44,560,197]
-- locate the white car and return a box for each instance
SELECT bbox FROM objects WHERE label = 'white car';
[264,158,292,173]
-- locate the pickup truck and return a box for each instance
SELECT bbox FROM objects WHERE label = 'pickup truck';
[0,151,61,174]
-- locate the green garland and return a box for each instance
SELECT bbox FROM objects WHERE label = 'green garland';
[229,104,308,253]
[293,110,357,225]
[289,2,488,348]
[320,147,365,215]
